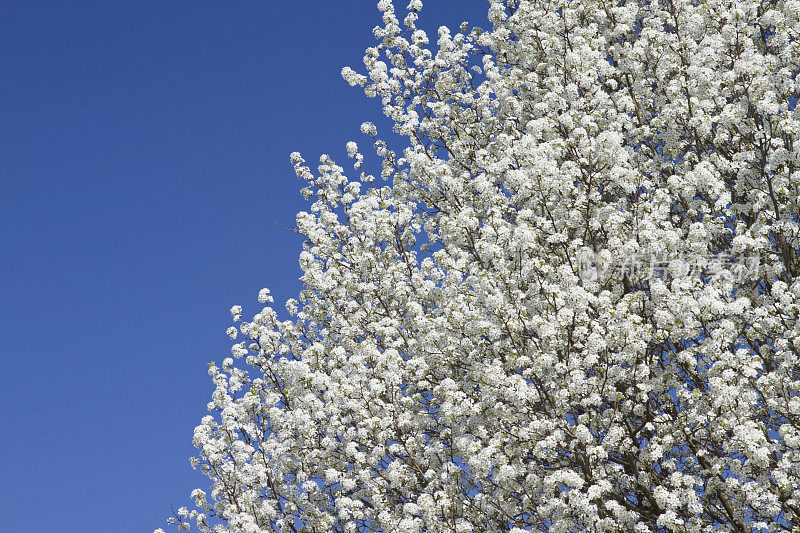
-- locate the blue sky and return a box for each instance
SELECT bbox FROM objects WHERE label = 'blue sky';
[0,1,487,532]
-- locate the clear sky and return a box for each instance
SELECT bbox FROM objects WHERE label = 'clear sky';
[0,1,488,532]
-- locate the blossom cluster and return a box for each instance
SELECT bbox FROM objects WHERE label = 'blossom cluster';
[161,0,800,531]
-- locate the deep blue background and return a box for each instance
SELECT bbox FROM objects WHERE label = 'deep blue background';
[0,1,488,532]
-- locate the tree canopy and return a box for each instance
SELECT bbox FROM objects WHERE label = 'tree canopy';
[160,0,800,531]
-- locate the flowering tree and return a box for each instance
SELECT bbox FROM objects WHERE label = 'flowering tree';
[159,0,800,531]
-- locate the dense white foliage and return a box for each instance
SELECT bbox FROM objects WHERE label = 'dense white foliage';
[160,0,800,531]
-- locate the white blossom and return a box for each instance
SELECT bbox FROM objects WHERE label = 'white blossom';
[159,1,800,531]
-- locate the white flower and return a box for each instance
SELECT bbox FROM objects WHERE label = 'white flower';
[341,66,367,87]
[162,1,800,530]
[360,121,376,135]
[258,288,272,304]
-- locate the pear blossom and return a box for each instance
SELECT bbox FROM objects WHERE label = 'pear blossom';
[160,0,800,531]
